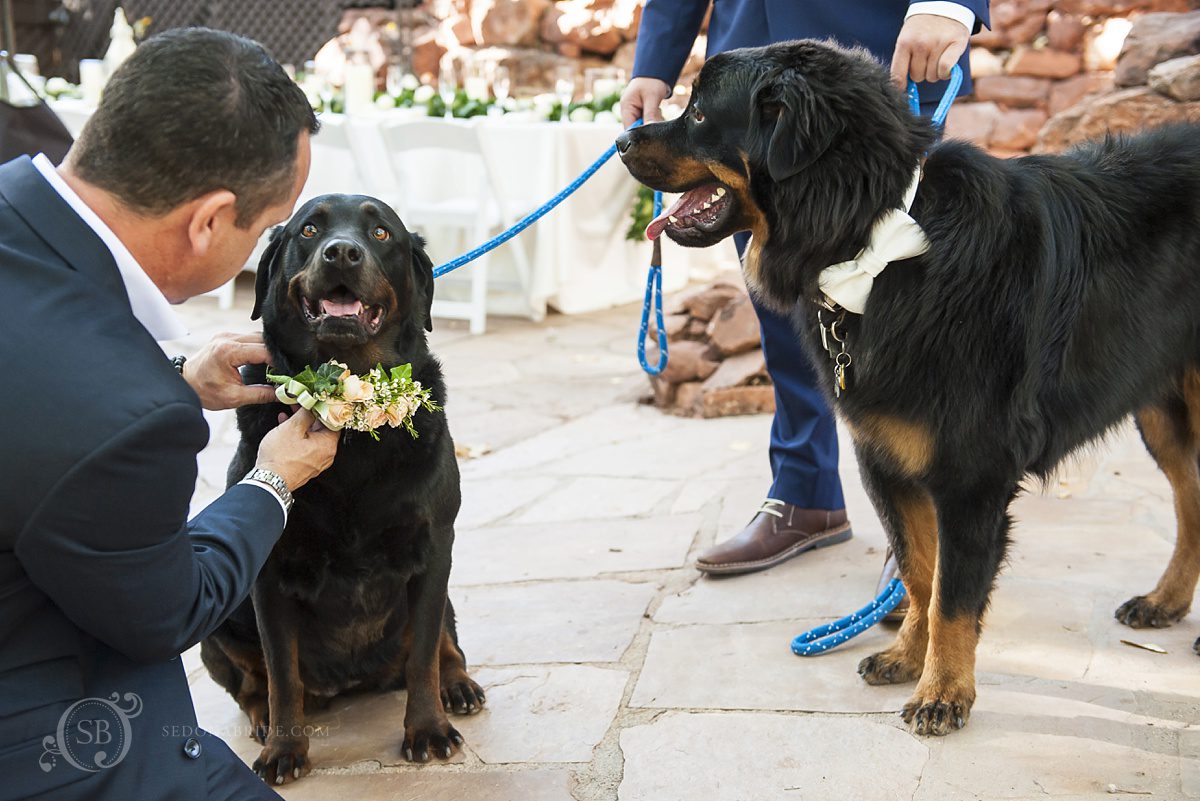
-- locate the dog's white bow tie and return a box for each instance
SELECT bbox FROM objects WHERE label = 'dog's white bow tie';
[817,168,928,314]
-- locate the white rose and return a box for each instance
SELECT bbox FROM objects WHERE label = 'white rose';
[375,94,397,109]
[569,107,594,123]
[401,74,420,91]
[414,85,435,104]
[341,375,375,403]
[594,110,619,125]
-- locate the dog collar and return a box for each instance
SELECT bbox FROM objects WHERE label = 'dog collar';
[817,167,928,315]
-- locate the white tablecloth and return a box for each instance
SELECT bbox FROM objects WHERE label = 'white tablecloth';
[50,100,732,316]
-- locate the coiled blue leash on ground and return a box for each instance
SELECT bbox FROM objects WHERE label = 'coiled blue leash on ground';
[430,119,668,375]
[791,66,963,658]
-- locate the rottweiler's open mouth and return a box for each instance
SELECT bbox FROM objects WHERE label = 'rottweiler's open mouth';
[645,183,732,240]
[301,286,386,335]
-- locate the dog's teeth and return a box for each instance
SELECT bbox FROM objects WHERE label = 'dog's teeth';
[668,215,678,223]
[710,193,719,202]
[716,187,726,197]
[700,202,711,210]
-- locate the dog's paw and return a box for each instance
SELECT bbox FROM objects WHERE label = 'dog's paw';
[403,718,464,763]
[901,683,975,737]
[252,736,310,786]
[442,676,486,715]
[1115,594,1187,629]
[858,649,922,686]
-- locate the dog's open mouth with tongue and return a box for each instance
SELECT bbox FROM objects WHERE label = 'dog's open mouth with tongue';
[645,183,732,242]
[300,285,387,340]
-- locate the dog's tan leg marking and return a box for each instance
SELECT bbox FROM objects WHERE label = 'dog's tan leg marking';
[852,415,935,478]
[1120,394,1200,627]
[859,491,937,685]
[438,631,486,714]
[902,555,979,737]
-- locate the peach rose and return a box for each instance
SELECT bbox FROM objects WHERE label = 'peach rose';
[364,405,389,429]
[320,400,355,430]
[385,398,417,427]
[341,375,375,403]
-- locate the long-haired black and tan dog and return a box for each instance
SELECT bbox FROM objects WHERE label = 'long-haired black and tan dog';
[201,195,483,784]
[617,40,1200,736]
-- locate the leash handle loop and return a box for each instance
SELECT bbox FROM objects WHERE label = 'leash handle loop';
[906,63,963,128]
[791,579,908,656]
[637,188,668,375]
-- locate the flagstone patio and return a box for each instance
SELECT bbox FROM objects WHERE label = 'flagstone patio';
[179,278,1199,801]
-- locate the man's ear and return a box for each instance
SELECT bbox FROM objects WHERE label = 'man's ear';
[410,233,435,332]
[251,226,285,321]
[750,68,842,182]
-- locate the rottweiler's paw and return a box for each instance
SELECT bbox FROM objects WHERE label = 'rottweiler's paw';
[253,736,310,786]
[901,696,972,737]
[858,649,923,686]
[442,676,486,715]
[403,719,463,763]
[1115,594,1187,629]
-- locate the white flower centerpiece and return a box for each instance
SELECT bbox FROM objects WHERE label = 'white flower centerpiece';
[267,360,441,439]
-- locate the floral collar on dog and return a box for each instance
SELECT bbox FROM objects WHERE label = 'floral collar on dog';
[817,167,928,315]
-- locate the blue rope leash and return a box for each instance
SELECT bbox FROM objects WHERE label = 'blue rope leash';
[432,121,643,279]
[792,66,963,657]
[429,119,668,376]
[791,579,907,655]
[637,191,668,375]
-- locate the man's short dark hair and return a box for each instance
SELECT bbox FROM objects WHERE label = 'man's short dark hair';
[70,27,319,227]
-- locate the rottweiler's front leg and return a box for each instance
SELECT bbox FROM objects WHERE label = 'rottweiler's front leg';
[251,579,311,784]
[402,529,463,762]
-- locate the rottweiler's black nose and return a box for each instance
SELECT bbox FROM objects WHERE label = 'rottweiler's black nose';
[615,132,633,154]
[322,239,363,266]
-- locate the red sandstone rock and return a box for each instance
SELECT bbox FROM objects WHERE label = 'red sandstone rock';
[989,108,1048,150]
[1046,11,1085,52]
[973,75,1052,108]
[702,386,775,418]
[658,340,720,384]
[1115,11,1200,87]
[1036,85,1200,152]
[702,350,769,392]
[1006,46,1082,79]
[1149,54,1200,102]
[470,0,548,47]
[706,295,761,356]
[1048,72,1114,116]
[945,101,1002,146]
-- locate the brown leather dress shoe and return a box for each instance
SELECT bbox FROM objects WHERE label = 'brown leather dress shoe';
[878,549,910,622]
[695,500,852,575]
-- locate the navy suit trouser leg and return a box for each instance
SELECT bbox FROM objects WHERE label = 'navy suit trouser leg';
[734,232,844,511]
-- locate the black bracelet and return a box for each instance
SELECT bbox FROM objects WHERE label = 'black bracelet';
[171,355,187,375]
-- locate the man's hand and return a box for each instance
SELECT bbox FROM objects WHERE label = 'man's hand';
[256,409,339,492]
[621,77,672,128]
[182,332,277,411]
[891,14,971,87]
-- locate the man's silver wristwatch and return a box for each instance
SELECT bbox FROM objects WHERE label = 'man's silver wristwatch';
[244,468,294,513]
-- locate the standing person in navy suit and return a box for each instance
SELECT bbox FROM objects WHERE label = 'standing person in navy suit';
[0,28,340,801]
[623,1,988,601]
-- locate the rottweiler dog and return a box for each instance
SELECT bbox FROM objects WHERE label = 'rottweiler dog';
[201,195,483,784]
[617,40,1200,736]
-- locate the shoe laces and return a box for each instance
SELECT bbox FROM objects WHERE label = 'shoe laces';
[757,498,785,519]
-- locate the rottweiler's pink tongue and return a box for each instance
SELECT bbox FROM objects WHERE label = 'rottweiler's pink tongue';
[320,298,363,317]
[644,184,720,240]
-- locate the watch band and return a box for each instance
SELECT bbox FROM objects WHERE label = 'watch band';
[243,468,294,513]
[171,355,187,375]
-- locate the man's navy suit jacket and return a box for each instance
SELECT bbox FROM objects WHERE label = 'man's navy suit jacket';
[0,156,284,800]
[633,0,990,99]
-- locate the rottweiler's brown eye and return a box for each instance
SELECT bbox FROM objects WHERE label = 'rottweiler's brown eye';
[372,226,390,242]
[301,223,317,238]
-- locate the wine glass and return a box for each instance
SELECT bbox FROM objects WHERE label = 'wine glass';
[493,65,511,104]
[438,60,457,119]
[554,65,575,123]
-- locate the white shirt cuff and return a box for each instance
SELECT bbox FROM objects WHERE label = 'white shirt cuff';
[906,2,975,33]
[239,479,290,523]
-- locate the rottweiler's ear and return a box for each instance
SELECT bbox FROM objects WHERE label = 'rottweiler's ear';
[751,68,842,182]
[410,233,435,332]
[251,226,285,321]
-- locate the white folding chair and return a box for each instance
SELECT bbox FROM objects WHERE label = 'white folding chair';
[379,119,532,335]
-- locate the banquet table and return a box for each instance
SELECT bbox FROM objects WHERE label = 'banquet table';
[50,98,731,318]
